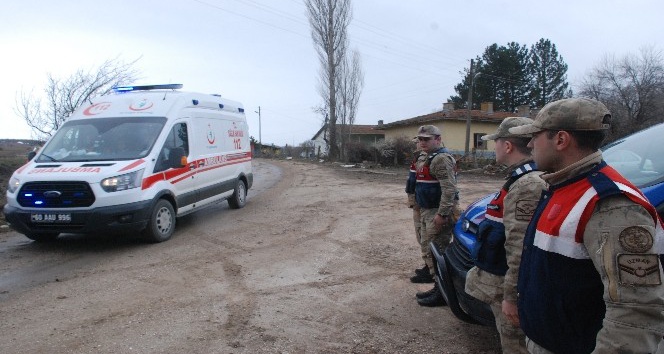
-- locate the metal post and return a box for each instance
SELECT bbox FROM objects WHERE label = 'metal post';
[255,106,262,157]
[257,106,262,146]
[464,59,474,156]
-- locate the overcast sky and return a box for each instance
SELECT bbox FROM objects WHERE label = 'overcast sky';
[1,0,662,146]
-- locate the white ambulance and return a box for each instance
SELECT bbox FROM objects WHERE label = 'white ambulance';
[4,84,252,243]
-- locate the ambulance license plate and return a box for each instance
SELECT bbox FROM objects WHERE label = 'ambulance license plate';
[31,213,72,223]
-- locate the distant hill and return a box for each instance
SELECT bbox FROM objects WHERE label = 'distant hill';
[0,139,42,146]
[0,140,39,161]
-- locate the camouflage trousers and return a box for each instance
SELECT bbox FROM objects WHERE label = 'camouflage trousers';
[490,302,527,354]
[413,205,425,258]
[525,337,555,354]
[419,208,453,277]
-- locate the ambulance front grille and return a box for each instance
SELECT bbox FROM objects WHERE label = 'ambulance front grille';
[17,182,96,208]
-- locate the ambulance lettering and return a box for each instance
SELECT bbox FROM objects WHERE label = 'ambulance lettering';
[227,122,244,137]
[228,122,244,149]
[29,167,102,173]
[204,155,226,167]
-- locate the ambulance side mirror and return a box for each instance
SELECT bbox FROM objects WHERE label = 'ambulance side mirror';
[169,147,186,168]
[27,151,37,161]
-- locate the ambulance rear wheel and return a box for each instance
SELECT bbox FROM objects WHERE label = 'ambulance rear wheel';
[25,232,59,242]
[228,179,247,209]
[143,199,175,243]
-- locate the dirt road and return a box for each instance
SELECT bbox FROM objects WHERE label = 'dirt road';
[0,159,504,353]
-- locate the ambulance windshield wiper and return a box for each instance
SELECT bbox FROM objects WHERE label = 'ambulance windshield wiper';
[39,154,58,162]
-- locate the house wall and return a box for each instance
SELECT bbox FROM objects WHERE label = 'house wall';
[382,120,501,152]
[348,134,383,146]
[312,131,385,158]
[312,134,328,157]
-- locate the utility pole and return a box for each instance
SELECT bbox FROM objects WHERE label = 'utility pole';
[254,106,262,157]
[464,59,474,156]
[255,106,262,144]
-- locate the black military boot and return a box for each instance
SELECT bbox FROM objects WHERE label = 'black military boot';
[415,287,437,299]
[416,286,446,307]
[409,271,434,283]
[414,265,429,276]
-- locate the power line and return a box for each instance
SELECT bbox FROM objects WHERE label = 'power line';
[187,0,469,79]
[188,0,308,38]
[350,19,465,66]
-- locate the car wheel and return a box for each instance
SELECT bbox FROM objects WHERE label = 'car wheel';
[227,179,247,209]
[25,232,59,242]
[142,199,175,243]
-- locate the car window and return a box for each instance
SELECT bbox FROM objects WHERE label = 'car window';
[602,123,664,188]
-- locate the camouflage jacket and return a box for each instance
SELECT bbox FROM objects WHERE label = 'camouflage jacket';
[465,159,545,304]
[414,148,458,216]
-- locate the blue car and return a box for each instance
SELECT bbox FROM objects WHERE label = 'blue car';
[432,122,664,325]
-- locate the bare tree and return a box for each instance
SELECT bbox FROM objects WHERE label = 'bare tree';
[299,140,316,158]
[15,57,141,140]
[337,49,364,161]
[579,46,664,141]
[306,0,352,161]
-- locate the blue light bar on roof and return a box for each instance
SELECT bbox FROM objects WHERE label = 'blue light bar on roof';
[113,84,183,92]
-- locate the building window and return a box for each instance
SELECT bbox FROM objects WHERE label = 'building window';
[474,133,486,149]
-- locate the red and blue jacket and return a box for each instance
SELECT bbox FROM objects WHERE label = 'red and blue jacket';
[471,162,537,275]
[415,148,450,209]
[517,161,664,354]
[405,157,417,194]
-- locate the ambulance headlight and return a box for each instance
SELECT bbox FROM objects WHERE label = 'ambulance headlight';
[101,169,144,192]
[7,177,20,194]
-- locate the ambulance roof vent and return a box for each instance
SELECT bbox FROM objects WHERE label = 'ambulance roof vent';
[113,84,183,93]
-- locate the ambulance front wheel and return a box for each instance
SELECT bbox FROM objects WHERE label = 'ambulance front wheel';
[228,179,247,209]
[143,199,175,243]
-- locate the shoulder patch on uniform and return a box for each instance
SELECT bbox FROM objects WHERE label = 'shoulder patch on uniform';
[515,200,538,221]
[618,226,653,253]
[617,254,661,286]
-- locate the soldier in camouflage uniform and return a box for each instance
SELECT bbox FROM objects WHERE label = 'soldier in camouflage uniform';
[465,117,546,354]
[411,125,459,306]
[407,146,432,282]
[509,98,664,353]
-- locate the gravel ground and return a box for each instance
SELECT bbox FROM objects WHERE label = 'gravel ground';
[0,159,504,353]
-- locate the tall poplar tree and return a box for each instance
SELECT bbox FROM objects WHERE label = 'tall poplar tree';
[306,0,352,161]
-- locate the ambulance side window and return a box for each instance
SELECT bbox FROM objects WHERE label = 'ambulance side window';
[154,123,189,173]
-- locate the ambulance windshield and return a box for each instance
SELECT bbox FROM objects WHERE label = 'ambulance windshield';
[37,117,167,162]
